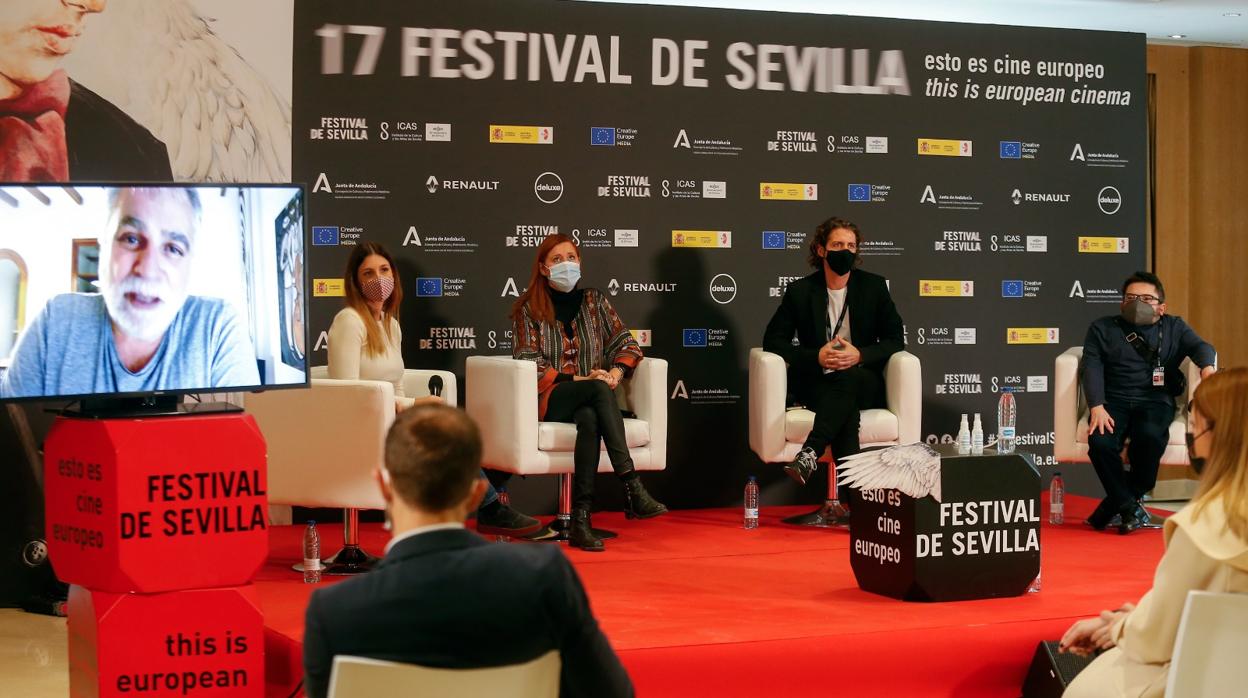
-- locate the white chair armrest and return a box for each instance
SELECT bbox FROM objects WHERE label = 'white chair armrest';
[466,356,539,472]
[401,369,458,407]
[748,348,789,462]
[625,358,667,470]
[885,351,922,444]
[246,379,394,510]
[1054,347,1083,462]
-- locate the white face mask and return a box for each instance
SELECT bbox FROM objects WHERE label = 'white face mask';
[546,261,581,292]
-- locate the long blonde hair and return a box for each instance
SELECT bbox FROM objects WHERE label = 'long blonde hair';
[343,242,402,357]
[1190,367,1248,541]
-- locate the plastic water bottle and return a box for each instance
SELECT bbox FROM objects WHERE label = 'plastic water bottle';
[997,389,1017,454]
[744,476,760,529]
[1050,472,1065,525]
[971,413,984,455]
[303,521,322,584]
[956,414,971,455]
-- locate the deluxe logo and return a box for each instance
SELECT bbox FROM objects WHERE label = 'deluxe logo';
[672,230,731,248]
[828,135,888,154]
[1071,143,1127,168]
[767,130,818,153]
[935,373,982,395]
[419,327,477,350]
[489,125,553,144]
[507,224,559,248]
[848,183,891,203]
[609,278,678,296]
[673,128,742,156]
[999,141,1040,159]
[312,278,344,297]
[919,280,974,297]
[534,172,564,204]
[991,234,1048,253]
[590,126,636,146]
[312,226,339,246]
[630,329,652,347]
[920,185,983,211]
[1078,236,1130,253]
[310,116,367,141]
[1098,186,1122,214]
[426,176,499,193]
[934,231,981,252]
[760,182,818,201]
[1012,188,1071,205]
[661,179,725,199]
[1002,280,1041,298]
[709,274,738,304]
[1007,328,1060,345]
[917,138,972,157]
[598,175,651,198]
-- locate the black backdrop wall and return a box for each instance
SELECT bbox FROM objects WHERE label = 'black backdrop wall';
[294,0,1145,510]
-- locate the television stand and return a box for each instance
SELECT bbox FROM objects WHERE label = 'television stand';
[59,395,242,419]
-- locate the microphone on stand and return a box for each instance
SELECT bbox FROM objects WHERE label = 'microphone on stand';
[427,375,444,398]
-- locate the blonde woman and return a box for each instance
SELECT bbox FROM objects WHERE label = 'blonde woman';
[1061,367,1248,697]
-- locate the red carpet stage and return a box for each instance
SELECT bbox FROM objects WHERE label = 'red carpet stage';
[256,495,1166,698]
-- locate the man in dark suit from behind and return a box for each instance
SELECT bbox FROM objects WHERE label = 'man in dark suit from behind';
[763,216,905,492]
[302,405,633,698]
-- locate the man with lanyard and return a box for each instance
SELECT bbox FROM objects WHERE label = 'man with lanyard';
[1082,271,1216,534]
[763,216,905,504]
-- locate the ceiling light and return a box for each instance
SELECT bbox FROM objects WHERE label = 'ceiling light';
[1168,34,1186,39]
[1224,13,1242,18]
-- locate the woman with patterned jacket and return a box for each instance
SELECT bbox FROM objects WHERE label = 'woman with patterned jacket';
[510,234,667,551]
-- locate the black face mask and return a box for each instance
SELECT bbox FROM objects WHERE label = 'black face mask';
[824,249,856,275]
[1121,298,1159,326]
[1185,428,1211,474]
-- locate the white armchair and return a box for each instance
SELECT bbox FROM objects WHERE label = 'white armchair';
[748,347,922,525]
[245,366,456,573]
[465,356,666,540]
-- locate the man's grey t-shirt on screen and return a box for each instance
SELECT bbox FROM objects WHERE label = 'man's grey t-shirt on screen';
[1,294,259,398]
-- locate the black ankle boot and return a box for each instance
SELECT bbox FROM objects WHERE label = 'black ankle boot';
[623,477,668,519]
[569,508,604,552]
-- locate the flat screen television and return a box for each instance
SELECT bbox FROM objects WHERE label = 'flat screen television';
[0,183,308,413]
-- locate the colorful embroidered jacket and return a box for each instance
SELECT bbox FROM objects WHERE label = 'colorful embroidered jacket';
[512,288,643,418]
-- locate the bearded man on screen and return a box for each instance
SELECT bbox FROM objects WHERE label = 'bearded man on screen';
[0,186,258,398]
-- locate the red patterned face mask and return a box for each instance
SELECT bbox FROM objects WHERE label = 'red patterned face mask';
[0,70,70,181]
[362,275,394,303]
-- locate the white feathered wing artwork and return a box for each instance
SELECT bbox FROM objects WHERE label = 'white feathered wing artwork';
[836,443,943,502]
[62,0,292,182]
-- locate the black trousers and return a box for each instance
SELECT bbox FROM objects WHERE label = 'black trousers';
[546,379,635,510]
[1086,399,1175,512]
[797,366,882,499]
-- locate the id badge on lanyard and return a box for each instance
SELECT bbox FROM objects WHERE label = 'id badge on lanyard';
[1152,366,1165,387]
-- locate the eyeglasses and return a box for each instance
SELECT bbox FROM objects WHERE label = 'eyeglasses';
[1123,293,1161,305]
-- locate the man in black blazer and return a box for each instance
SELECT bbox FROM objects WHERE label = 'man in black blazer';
[302,405,633,698]
[763,216,905,490]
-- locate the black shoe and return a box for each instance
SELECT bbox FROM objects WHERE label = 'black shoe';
[1085,497,1119,530]
[476,504,542,537]
[1118,503,1152,535]
[622,478,668,519]
[784,448,818,486]
[569,509,605,552]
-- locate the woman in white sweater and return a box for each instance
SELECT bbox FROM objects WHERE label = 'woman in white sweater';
[327,243,540,536]
[1061,367,1248,697]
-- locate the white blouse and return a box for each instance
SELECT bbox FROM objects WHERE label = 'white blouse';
[326,308,413,409]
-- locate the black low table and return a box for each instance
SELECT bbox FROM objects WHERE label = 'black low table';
[849,445,1041,601]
